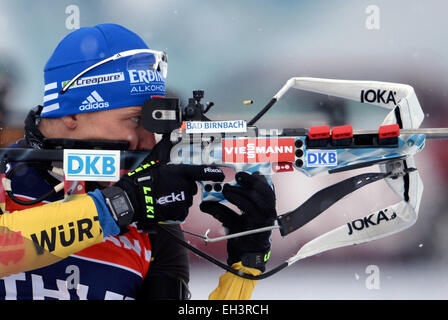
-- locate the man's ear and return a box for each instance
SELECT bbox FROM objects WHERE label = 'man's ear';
[60,114,78,130]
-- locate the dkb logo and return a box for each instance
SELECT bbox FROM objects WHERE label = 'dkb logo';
[63,149,121,182]
[306,150,338,167]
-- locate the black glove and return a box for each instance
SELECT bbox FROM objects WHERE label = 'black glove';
[109,160,224,230]
[200,172,276,272]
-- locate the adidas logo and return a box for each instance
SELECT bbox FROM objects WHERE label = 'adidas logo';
[79,90,110,111]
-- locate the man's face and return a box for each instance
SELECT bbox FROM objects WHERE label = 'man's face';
[71,106,156,150]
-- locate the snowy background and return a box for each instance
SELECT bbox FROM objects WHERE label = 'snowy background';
[2,0,448,299]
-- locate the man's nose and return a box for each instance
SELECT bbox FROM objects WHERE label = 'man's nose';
[136,125,156,150]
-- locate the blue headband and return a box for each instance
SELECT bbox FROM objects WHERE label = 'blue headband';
[41,24,166,118]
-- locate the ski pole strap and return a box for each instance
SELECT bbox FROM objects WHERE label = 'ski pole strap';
[277,171,392,236]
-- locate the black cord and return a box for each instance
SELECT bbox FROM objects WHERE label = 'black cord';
[5,162,61,206]
[157,224,287,280]
[247,98,277,126]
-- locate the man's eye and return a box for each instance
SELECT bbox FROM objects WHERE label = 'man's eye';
[130,116,140,123]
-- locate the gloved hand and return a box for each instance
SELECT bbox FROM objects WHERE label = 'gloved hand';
[200,172,276,272]
[108,160,225,230]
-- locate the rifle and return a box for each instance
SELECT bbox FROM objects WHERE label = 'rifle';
[1,77,446,279]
